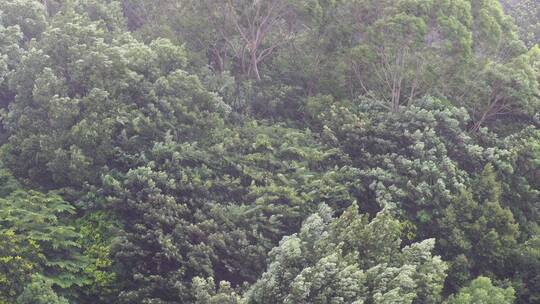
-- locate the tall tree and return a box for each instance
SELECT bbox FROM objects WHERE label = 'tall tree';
[192,0,299,80]
[438,165,519,293]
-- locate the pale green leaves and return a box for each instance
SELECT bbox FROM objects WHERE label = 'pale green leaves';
[446,277,515,304]
[245,204,447,303]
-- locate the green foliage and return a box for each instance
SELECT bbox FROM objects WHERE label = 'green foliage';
[0,189,88,299]
[193,277,241,304]
[120,0,539,127]
[501,0,540,47]
[245,203,447,303]
[466,46,540,131]
[16,275,69,304]
[75,211,118,301]
[0,0,538,303]
[308,97,476,229]
[110,121,349,303]
[0,166,20,196]
[0,0,47,118]
[0,0,47,41]
[446,276,515,304]
[512,234,540,303]
[2,7,227,188]
[438,165,519,292]
[0,229,37,303]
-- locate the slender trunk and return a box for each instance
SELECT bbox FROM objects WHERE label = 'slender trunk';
[471,110,489,132]
[241,45,248,76]
[251,49,261,81]
[42,0,49,16]
[471,96,501,132]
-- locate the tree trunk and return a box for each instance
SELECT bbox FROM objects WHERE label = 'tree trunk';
[251,51,261,81]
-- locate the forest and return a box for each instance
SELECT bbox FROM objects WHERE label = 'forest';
[0,0,539,303]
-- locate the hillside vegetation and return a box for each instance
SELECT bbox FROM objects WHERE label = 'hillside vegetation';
[0,0,539,303]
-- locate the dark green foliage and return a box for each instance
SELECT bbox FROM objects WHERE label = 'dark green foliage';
[0,0,47,137]
[110,121,349,302]
[513,235,540,303]
[2,6,227,188]
[438,165,519,292]
[0,0,539,303]
[307,97,477,230]
[15,275,69,304]
[499,127,540,235]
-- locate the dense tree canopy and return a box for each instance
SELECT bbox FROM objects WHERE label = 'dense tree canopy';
[0,0,539,303]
